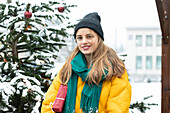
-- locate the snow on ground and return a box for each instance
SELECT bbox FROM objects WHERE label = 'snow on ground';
[130,82,161,113]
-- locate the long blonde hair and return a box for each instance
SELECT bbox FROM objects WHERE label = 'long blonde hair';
[60,37,125,85]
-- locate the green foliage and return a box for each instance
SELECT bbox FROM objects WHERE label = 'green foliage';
[8,88,37,113]
[0,0,76,112]
[130,95,158,113]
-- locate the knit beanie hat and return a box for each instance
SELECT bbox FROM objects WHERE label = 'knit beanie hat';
[74,12,104,41]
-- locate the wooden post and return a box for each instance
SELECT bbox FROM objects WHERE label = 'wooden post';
[155,0,170,113]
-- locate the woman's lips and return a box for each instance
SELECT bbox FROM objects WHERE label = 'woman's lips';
[82,46,90,50]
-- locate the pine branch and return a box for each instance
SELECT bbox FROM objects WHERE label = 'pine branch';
[41,5,54,12]
[0,24,7,28]
[13,32,23,42]
[18,50,30,53]
[130,95,158,113]
[23,30,39,33]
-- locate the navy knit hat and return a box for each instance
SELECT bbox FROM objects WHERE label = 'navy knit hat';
[74,12,104,41]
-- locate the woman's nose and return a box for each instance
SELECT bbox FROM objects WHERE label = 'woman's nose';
[82,38,88,43]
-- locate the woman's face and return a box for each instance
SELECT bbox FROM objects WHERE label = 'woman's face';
[76,28,99,55]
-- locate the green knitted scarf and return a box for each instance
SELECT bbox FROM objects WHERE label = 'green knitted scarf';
[63,52,106,113]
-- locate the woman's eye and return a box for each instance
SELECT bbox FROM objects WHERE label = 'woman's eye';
[87,35,93,38]
[76,37,82,40]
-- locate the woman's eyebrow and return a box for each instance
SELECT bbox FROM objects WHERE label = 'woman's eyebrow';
[86,34,93,36]
[76,34,82,37]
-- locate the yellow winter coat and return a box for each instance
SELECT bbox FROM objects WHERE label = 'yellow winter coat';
[41,69,131,113]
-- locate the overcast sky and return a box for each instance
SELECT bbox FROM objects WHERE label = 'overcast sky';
[68,0,160,27]
[67,0,160,49]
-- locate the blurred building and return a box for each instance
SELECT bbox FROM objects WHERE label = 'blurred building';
[125,27,162,82]
[56,36,76,63]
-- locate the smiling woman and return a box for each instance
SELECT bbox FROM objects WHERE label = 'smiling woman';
[75,28,99,59]
[41,12,132,113]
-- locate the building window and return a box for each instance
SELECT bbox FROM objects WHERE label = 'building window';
[146,56,152,69]
[156,56,161,69]
[156,35,162,46]
[128,35,133,40]
[136,35,142,47]
[146,35,152,46]
[136,56,142,69]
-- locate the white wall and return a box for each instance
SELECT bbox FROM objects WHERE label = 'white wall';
[125,27,161,82]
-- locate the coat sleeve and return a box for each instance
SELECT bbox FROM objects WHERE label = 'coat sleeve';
[41,71,62,113]
[107,70,132,113]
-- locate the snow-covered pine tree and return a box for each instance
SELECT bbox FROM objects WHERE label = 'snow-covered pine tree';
[0,0,76,112]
